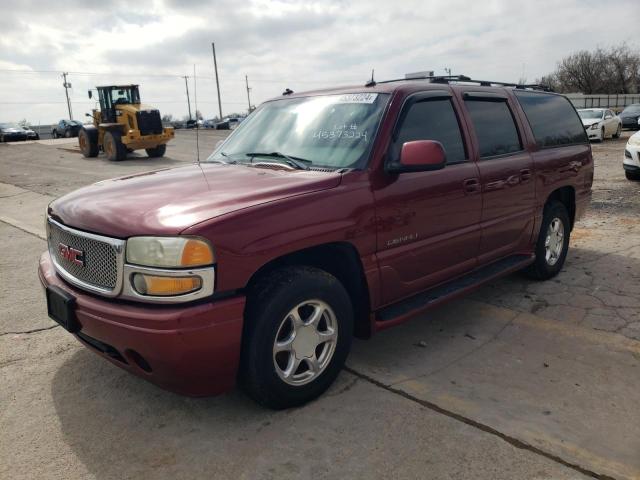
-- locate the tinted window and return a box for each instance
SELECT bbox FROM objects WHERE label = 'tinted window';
[515,91,587,148]
[464,99,522,158]
[394,98,466,163]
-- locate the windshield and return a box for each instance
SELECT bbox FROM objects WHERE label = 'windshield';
[578,110,603,120]
[206,93,389,169]
[110,86,140,105]
[69,120,83,126]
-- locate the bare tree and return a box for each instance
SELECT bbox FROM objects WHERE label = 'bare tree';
[540,44,640,94]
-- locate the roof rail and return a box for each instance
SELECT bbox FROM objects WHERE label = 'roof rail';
[372,75,553,92]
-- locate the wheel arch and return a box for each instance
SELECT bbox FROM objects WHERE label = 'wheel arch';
[245,242,372,339]
[546,185,576,230]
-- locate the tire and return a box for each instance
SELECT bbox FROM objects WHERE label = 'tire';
[240,266,353,409]
[64,129,71,138]
[78,128,99,158]
[613,124,622,139]
[599,127,605,141]
[145,144,166,158]
[524,201,571,280]
[625,171,640,181]
[103,131,127,161]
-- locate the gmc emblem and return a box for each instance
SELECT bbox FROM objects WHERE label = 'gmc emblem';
[58,243,85,267]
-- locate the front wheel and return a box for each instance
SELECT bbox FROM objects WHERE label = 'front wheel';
[145,144,166,158]
[103,131,127,161]
[613,124,622,139]
[64,130,71,138]
[241,266,353,409]
[524,201,570,280]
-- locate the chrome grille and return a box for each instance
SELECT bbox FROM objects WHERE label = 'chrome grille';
[47,219,124,293]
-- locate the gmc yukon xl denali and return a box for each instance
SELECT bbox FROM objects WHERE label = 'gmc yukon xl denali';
[39,76,593,409]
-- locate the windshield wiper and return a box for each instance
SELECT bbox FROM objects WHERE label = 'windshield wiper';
[245,152,311,170]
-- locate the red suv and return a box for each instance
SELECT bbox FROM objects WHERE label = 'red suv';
[39,76,593,409]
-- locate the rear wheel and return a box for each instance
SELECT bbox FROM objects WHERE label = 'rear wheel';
[145,144,166,158]
[103,131,126,161]
[78,128,99,158]
[524,201,570,280]
[241,266,353,409]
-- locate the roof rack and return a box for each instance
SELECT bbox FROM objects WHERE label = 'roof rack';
[372,75,553,92]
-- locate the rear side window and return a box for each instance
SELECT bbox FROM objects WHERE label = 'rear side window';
[464,99,522,158]
[393,98,467,164]
[514,91,587,148]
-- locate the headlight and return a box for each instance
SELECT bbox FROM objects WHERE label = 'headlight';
[590,123,599,130]
[628,135,640,147]
[126,236,214,268]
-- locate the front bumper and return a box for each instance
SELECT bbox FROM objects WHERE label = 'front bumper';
[121,127,175,149]
[624,145,640,169]
[2,133,27,141]
[38,250,245,396]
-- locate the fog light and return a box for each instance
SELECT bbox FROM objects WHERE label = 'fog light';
[132,273,202,296]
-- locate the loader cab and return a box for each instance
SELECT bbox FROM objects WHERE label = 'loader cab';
[93,85,141,123]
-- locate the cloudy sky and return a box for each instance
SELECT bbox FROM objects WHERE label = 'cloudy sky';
[0,0,638,125]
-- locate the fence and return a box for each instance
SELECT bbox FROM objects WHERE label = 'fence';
[565,93,640,111]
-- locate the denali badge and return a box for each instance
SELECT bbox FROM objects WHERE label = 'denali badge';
[58,243,85,267]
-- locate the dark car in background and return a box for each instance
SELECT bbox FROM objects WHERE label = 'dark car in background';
[52,119,83,138]
[213,116,244,130]
[0,123,38,142]
[620,104,640,130]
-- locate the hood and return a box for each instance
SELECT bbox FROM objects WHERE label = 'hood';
[581,118,601,127]
[2,127,24,133]
[49,163,342,237]
[621,111,640,118]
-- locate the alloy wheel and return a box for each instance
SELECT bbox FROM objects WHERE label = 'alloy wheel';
[545,217,565,266]
[272,300,338,386]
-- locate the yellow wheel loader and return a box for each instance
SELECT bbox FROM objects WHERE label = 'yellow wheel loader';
[79,85,174,161]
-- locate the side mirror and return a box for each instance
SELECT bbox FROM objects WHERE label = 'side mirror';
[88,90,92,99]
[605,115,612,119]
[387,140,446,173]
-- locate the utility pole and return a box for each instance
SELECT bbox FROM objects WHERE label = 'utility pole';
[183,75,192,120]
[211,42,223,121]
[245,75,253,113]
[61,72,73,120]
[444,67,452,77]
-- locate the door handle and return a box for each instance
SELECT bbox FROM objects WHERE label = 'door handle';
[463,178,480,194]
[520,168,532,182]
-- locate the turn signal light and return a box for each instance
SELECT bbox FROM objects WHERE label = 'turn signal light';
[132,274,202,296]
[181,239,215,267]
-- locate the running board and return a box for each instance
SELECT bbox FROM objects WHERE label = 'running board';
[376,254,534,325]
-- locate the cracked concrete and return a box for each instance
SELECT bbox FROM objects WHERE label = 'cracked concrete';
[1,131,639,479]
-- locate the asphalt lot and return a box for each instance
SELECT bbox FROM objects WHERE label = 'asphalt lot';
[0,129,639,480]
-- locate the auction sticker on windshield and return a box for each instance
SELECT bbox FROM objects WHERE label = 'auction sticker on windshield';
[336,93,378,104]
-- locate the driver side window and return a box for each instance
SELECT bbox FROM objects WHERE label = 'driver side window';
[393,98,467,164]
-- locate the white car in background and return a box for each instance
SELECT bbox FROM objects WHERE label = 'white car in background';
[624,130,640,181]
[577,108,622,142]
